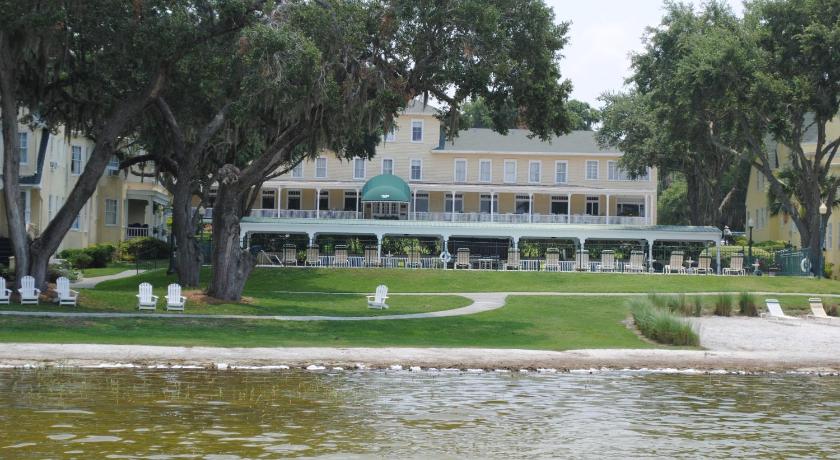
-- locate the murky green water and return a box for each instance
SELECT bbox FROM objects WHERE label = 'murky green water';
[0,368,838,459]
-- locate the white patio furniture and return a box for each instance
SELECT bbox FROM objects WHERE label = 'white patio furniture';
[544,248,560,272]
[626,250,646,273]
[137,282,159,310]
[806,298,839,325]
[695,255,712,274]
[282,244,298,266]
[455,248,471,269]
[55,276,78,306]
[334,245,350,267]
[306,245,320,266]
[407,248,421,268]
[0,277,10,305]
[364,246,381,267]
[166,283,187,311]
[723,254,746,275]
[664,251,686,274]
[597,250,616,272]
[367,284,389,309]
[574,250,589,272]
[761,298,799,322]
[18,275,40,305]
[505,248,521,270]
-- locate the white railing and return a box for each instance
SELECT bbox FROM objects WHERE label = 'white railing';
[125,227,149,239]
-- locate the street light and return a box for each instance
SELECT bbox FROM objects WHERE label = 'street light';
[747,217,754,275]
[819,202,828,279]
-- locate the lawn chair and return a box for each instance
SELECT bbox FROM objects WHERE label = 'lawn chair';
[367,284,389,309]
[544,248,560,272]
[806,298,839,325]
[55,277,78,306]
[18,275,40,305]
[0,277,10,305]
[166,283,187,312]
[407,248,421,268]
[334,245,350,267]
[137,282,158,311]
[364,246,381,267]
[626,250,646,273]
[664,251,686,274]
[761,298,799,322]
[282,244,298,266]
[597,250,616,272]
[695,255,712,274]
[724,254,746,275]
[257,251,282,266]
[455,248,471,269]
[306,245,321,266]
[574,250,590,272]
[505,247,521,270]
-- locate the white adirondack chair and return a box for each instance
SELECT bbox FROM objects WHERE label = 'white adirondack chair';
[544,249,560,272]
[18,275,41,305]
[137,282,159,310]
[55,277,78,306]
[166,283,187,311]
[664,251,686,274]
[696,255,712,275]
[806,298,839,325]
[627,251,646,273]
[724,254,746,275]
[0,277,10,305]
[597,250,616,272]
[574,250,590,272]
[367,284,389,309]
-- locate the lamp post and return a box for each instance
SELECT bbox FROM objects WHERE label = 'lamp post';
[747,217,754,275]
[819,202,828,279]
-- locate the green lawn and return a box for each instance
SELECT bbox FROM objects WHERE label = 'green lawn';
[81,259,167,277]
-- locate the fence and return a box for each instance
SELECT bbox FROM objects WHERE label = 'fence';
[774,248,811,276]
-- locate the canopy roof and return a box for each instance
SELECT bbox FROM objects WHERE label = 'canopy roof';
[361,174,411,202]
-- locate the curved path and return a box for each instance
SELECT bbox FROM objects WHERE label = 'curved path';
[2,290,839,322]
[71,270,146,289]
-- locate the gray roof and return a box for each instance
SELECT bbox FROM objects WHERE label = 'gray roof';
[436,128,620,154]
[401,99,440,116]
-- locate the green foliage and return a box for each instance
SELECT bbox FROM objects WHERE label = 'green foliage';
[692,296,704,317]
[118,238,169,262]
[381,237,433,256]
[738,292,759,317]
[714,294,734,317]
[47,262,80,283]
[520,242,542,258]
[629,299,699,346]
[565,100,600,131]
[59,244,115,269]
[658,177,690,225]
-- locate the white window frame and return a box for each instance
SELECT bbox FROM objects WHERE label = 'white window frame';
[503,160,517,184]
[381,157,394,175]
[555,160,568,184]
[104,198,119,226]
[585,160,599,180]
[261,189,276,210]
[410,119,424,143]
[71,145,83,175]
[71,204,85,231]
[291,162,304,178]
[515,194,531,214]
[106,156,120,175]
[586,196,600,215]
[384,126,397,142]
[445,193,464,213]
[454,158,467,183]
[353,158,366,180]
[18,132,28,165]
[550,195,569,215]
[315,157,328,179]
[286,189,302,209]
[479,193,498,213]
[528,160,541,184]
[319,189,330,210]
[19,190,31,225]
[479,159,492,183]
[410,159,423,181]
[414,192,429,213]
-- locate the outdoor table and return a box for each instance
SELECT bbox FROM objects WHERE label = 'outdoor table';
[477,258,495,270]
[684,258,695,274]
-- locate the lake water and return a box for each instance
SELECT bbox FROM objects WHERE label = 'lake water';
[0,368,838,458]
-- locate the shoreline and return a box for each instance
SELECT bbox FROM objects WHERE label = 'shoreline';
[1,344,839,373]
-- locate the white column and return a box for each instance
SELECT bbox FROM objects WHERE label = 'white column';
[715,239,721,275]
[376,234,383,258]
[145,198,154,235]
[412,189,417,220]
[451,190,456,222]
[513,236,520,250]
[491,192,495,222]
[567,193,572,224]
[355,188,360,218]
[316,188,321,218]
[605,194,610,225]
[648,239,655,272]
[528,193,533,223]
[276,187,282,217]
[442,235,450,269]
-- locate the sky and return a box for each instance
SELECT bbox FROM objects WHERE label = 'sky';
[548,0,745,108]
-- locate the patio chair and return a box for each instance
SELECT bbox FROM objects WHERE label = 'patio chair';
[761,298,799,322]
[334,245,350,267]
[696,255,713,275]
[282,244,298,266]
[723,254,746,276]
[367,284,389,309]
[257,251,282,266]
[664,251,686,274]
[407,248,421,268]
[0,277,10,305]
[626,250,646,273]
[597,250,616,272]
[364,246,381,267]
[574,250,590,272]
[806,298,839,325]
[137,282,158,311]
[455,248,471,269]
[166,283,187,312]
[306,245,321,266]
[55,276,78,306]
[544,248,560,272]
[18,275,40,305]
[505,247,521,270]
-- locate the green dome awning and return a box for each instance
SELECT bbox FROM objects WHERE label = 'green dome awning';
[361,174,411,202]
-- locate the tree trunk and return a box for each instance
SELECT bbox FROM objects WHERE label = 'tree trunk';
[171,176,202,287]
[684,173,705,226]
[206,184,254,300]
[0,36,29,282]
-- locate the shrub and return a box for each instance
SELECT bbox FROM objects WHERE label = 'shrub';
[48,262,80,282]
[59,244,115,269]
[630,300,700,346]
[714,294,734,316]
[692,296,703,317]
[665,294,693,316]
[738,292,759,317]
[67,252,94,269]
[118,237,169,261]
[827,304,839,317]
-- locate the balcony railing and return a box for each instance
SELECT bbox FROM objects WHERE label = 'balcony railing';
[231,208,649,225]
[125,227,149,239]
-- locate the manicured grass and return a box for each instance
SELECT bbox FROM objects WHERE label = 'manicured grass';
[81,260,167,277]
[0,296,654,350]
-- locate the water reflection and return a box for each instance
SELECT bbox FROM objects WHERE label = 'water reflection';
[0,369,837,458]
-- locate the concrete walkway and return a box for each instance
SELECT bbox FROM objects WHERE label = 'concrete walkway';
[72,270,146,289]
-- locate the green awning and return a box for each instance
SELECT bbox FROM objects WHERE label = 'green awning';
[361,174,411,202]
